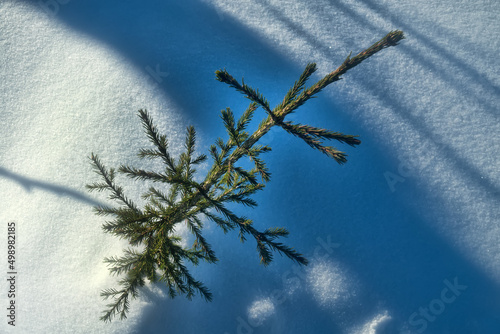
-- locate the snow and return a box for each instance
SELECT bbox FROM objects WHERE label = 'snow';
[307,260,356,308]
[0,0,499,333]
[248,297,276,326]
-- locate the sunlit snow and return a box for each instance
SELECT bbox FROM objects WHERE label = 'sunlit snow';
[1,0,498,333]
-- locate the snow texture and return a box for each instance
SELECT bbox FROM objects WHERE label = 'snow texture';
[248,297,276,326]
[0,0,499,333]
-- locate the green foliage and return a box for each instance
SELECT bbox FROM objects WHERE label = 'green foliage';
[87,30,404,322]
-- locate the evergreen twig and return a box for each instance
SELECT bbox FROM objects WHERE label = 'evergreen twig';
[88,30,404,322]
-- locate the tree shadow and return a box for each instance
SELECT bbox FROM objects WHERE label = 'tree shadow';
[357,0,500,111]
[257,0,499,200]
[21,0,301,134]
[0,166,103,206]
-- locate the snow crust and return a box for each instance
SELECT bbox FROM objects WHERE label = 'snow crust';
[1,0,498,333]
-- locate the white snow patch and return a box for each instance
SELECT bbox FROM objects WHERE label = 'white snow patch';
[307,260,357,308]
[247,297,276,326]
[352,311,392,334]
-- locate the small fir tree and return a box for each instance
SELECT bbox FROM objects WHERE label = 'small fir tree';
[87,31,404,322]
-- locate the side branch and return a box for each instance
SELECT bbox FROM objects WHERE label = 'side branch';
[277,30,405,117]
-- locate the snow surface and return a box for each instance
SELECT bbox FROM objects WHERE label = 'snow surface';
[0,0,499,333]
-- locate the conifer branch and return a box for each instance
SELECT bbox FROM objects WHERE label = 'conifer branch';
[282,121,361,146]
[138,109,177,172]
[88,31,404,322]
[215,71,273,115]
[237,102,258,133]
[143,186,175,206]
[277,30,405,118]
[118,165,170,183]
[100,267,146,322]
[279,121,360,164]
[275,62,317,111]
[87,154,140,212]
[104,248,143,277]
